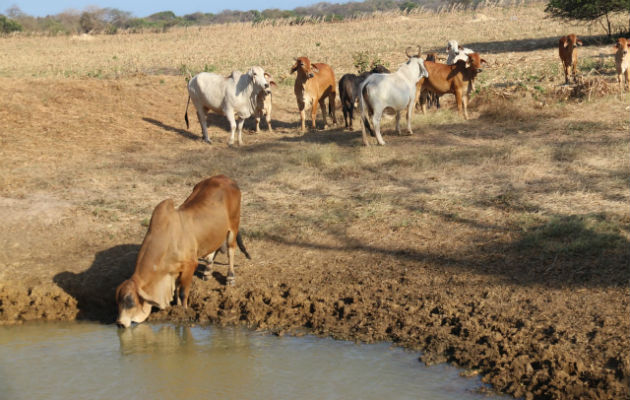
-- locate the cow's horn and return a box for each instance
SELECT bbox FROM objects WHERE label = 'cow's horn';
[405,46,414,58]
[416,46,422,57]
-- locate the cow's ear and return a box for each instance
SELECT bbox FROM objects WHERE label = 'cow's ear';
[577,40,583,46]
[123,293,135,309]
[481,58,488,65]
[270,81,277,87]
[264,72,271,79]
[290,62,298,74]
[311,65,320,73]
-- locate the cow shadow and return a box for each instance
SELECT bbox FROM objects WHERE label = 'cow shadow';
[143,117,201,141]
[424,33,613,55]
[53,244,140,323]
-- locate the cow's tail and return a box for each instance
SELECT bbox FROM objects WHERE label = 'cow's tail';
[184,95,190,129]
[359,84,374,136]
[236,231,251,260]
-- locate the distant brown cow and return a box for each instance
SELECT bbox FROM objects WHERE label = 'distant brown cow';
[416,53,487,120]
[115,175,250,328]
[291,57,337,131]
[255,73,276,133]
[559,34,583,84]
[614,37,629,92]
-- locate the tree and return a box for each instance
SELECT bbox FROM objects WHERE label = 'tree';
[0,14,22,33]
[545,0,630,36]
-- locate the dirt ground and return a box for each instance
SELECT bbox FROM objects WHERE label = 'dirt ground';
[1,11,629,398]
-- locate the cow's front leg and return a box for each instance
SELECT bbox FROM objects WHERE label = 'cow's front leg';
[255,114,261,133]
[297,100,306,132]
[395,111,401,135]
[236,118,245,146]
[178,261,197,308]
[311,99,320,129]
[406,102,414,135]
[226,112,237,146]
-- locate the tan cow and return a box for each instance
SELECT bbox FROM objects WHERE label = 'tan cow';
[291,56,337,131]
[559,34,583,84]
[115,175,250,328]
[614,37,629,92]
[254,73,276,133]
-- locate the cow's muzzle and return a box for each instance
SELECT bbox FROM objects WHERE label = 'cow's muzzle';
[476,68,483,73]
[308,73,314,78]
[264,83,270,89]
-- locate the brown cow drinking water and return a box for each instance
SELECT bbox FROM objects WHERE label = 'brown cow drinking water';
[115,175,250,328]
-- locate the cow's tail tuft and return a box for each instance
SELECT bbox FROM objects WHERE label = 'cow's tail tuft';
[184,95,190,129]
[236,231,251,260]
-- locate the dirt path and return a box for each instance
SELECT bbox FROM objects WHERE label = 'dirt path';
[1,76,628,399]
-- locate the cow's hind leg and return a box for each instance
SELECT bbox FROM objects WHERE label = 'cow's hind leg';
[196,108,211,143]
[318,98,328,128]
[406,102,414,135]
[395,111,401,135]
[226,231,237,286]
[372,110,386,146]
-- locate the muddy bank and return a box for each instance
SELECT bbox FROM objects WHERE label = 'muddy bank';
[1,241,628,400]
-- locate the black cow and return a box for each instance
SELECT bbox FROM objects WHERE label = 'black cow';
[338,65,390,130]
[419,53,441,110]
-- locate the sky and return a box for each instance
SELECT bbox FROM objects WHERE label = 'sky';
[3,0,336,17]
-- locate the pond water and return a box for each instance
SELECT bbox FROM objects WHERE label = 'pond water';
[0,322,505,400]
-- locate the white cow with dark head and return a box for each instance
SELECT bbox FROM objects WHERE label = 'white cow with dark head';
[358,47,429,146]
[185,67,270,146]
[446,40,475,65]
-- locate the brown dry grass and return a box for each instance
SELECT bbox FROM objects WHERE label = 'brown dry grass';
[1,3,629,399]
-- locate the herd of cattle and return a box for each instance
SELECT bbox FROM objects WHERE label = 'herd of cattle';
[181,35,629,148]
[115,35,630,328]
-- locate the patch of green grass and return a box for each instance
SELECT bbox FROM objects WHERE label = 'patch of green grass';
[517,214,626,257]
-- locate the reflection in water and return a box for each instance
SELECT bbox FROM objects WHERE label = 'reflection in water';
[118,324,195,355]
[0,322,507,400]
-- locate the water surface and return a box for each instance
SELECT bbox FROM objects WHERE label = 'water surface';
[0,322,505,400]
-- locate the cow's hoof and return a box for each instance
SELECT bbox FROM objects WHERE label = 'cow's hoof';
[226,277,235,286]
[203,138,212,144]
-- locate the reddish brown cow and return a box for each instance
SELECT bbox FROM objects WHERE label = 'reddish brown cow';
[415,53,486,120]
[115,175,250,328]
[559,34,583,84]
[291,57,337,131]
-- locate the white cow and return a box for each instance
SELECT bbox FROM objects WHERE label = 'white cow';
[358,47,429,146]
[184,67,270,146]
[446,40,475,65]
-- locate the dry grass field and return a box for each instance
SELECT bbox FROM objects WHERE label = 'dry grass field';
[1,3,629,399]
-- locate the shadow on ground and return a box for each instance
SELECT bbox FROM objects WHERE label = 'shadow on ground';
[53,244,140,323]
[425,33,614,55]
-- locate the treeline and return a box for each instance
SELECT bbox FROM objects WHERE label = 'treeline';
[1,0,529,35]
